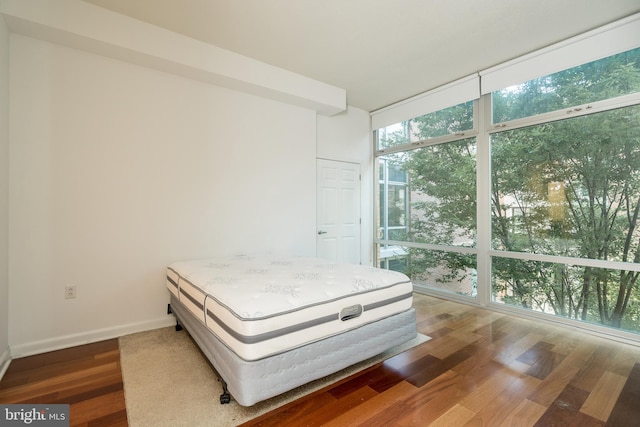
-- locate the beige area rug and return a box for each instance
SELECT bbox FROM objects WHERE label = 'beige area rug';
[119,327,430,427]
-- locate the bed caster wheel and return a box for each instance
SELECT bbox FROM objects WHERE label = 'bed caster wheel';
[220,393,231,404]
[175,322,183,332]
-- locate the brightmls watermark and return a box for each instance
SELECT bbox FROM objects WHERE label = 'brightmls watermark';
[0,405,69,426]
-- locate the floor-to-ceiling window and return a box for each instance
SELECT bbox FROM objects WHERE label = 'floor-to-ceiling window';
[375,100,479,298]
[489,48,640,335]
[374,16,640,341]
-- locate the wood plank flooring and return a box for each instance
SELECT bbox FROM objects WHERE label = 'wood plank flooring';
[242,293,640,426]
[0,339,128,427]
[1,293,639,426]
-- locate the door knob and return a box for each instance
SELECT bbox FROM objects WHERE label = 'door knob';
[317,230,327,235]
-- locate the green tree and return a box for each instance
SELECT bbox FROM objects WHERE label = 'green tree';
[490,50,640,329]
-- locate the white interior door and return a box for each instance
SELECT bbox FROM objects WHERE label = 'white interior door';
[316,159,361,264]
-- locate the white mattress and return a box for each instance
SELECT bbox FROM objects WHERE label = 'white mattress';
[166,254,413,361]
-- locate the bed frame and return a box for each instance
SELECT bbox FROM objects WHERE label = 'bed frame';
[168,294,416,406]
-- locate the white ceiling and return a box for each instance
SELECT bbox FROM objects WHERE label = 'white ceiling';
[82,0,640,112]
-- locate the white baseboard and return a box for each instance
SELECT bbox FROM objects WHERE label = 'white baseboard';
[9,316,176,359]
[0,347,11,381]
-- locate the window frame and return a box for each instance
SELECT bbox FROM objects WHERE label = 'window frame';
[484,91,640,341]
[374,100,480,299]
[374,47,640,344]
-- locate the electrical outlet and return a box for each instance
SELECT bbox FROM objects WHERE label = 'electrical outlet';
[65,285,77,299]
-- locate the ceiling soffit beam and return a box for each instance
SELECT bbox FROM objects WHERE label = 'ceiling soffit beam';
[0,0,346,116]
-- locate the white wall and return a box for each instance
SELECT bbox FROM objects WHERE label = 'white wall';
[316,106,373,264]
[0,15,10,371]
[8,35,318,356]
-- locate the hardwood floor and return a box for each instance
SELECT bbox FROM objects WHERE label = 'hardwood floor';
[242,293,640,426]
[1,293,639,426]
[0,339,128,427]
